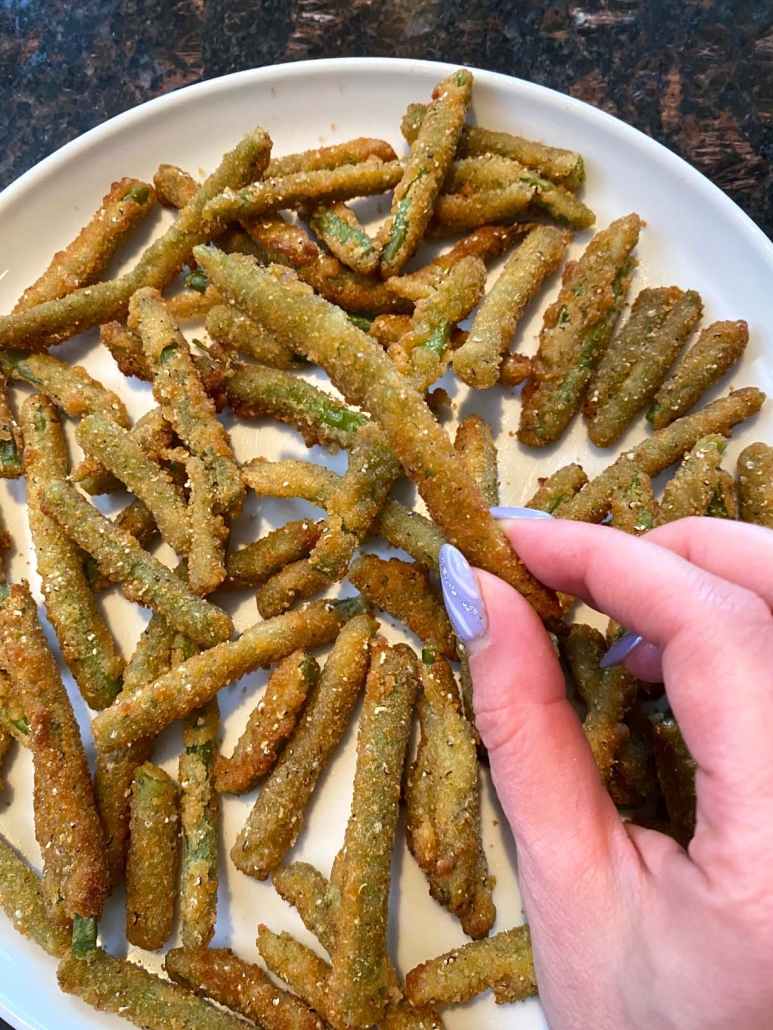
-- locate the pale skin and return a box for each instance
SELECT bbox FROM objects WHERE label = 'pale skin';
[469,517,773,1030]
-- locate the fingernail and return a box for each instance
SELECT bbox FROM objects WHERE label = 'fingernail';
[600,632,643,669]
[490,506,554,520]
[438,543,487,646]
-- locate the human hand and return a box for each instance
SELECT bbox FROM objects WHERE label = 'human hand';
[439,516,773,1030]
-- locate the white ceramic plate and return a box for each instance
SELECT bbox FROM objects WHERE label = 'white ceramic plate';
[0,57,772,1030]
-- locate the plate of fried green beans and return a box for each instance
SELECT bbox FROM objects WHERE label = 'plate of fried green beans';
[0,57,771,1030]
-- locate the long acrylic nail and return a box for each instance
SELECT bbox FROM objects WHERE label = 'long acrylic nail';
[600,632,643,669]
[490,506,554,520]
[438,543,487,646]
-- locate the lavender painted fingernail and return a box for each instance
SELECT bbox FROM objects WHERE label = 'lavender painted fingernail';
[490,506,554,520]
[438,544,486,645]
[599,632,643,669]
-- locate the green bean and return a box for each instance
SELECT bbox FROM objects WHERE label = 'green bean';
[267,137,397,178]
[609,702,658,808]
[454,414,499,506]
[224,519,323,591]
[652,715,696,847]
[310,202,380,274]
[206,305,302,368]
[0,351,129,426]
[499,351,532,387]
[427,183,536,238]
[402,103,585,189]
[58,948,251,1030]
[195,246,560,619]
[21,397,125,709]
[648,320,750,429]
[254,559,329,620]
[73,405,173,495]
[232,611,375,880]
[587,289,703,448]
[242,455,339,505]
[186,455,228,596]
[214,650,318,795]
[165,946,324,1030]
[519,214,641,446]
[71,913,98,961]
[526,463,588,515]
[0,376,22,478]
[380,70,473,276]
[609,469,658,534]
[0,834,71,957]
[373,500,444,570]
[0,128,271,350]
[706,469,739,520]
[738,442,773,527]
[0,667,30,748]
[656,435,726,524]
[257,926,340,1026]
[0,582,110,924]
[92,597,365,751]
[405,925,536,1007]
[42,479,233,647]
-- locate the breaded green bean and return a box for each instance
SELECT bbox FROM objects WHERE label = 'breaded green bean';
[267,137,397,178]
[179,699,219,948]
[186,455,228,597]
[499,351,532,387]
[130,287,244,515]
[405,925,536,1007]
[587,289,703,447]
[232,611,375,879]
[402,103,585,189]
[14,178,156,312]
[224,520,323,591]
[257,926,338,1025]
[196,247,560,618]
[254,559,329,621]
[214,650,318,795]
[125,761,180,949]
[648,319,749,429]
[42,480,232,645]
[737,442,773,527]
[519,214,641,447]
[73,404,173,494]
[369,313,411,346]
[310,202,380,275]
[76,413,191,555]
[0,376,22,478]
[327,640,420,1028]
[242,456,339,506]
[0,129,271,350]
[0,582,110,924]
[0,667,30,748]
[526,462,588,515]
[348,554,456,659]
[610,468,658,535]
[706,468,739,520]
[95,736,154,888]
[454,225,570,388]
[21,396,125,709]
[609,703,658,808]
[560,389,766,523]
[656,435,726,525]
[58,948,251,1030]
[206,305,301,368]
[166,284,224,321]
[454,414,499,507]
[0,834,71,957]
[406,649,494,938]
[652,716,696,847]
[380,70,473,276]
[428,184,536,238]
[0,350,129,426]
[93,597,365,751]
[226,364,367,451]
[165,946,324,1030]
[373,500,445,570]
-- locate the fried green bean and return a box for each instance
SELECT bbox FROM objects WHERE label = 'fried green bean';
[327,640,419,1027]
[405,925,536,1007]
[454,413,499,507]
[224,520,323,591]
[647,319,749,429]
[196,247,560,618]
[0,582,110,924]
[186,455,228,596]
[42,479,232,646]
[348,554,456,658]
[179,699,219,948]
[656,435,726,525]
[0,128,271,350]
[58,948,251,1030]
[427,184,536,238]
[0,351,129,426]
[0,667,30,748]
[130,287,244,515]
[737,442,773,527]
[73,404,173,494]
[526,463,588,515]
[165,946,324,1030]
[0,834,71,957]
[21,397,125,709]
[206,305,302,368]
[267,137,397,178]
[369,313,411,346]
[231,611,375,879]
[499,351,532,387]
[0,377,22,478]
[380,70,473,276]
[257,926,338,1026]
[406,649,494,938]
[309,202,380,274]
[373,500,444,570]
[454,225,570,388]
[254,559,329,621]
[652,715,696,847]
[609,467,658,534]
[214,650,318,795]
[706,468,739,520]
[226,364,368,451]
[14,178,156,312]
[93,597,365,751]
[125,762,180,949]
[587,289,703,447]
[609,703,658,808]
[559,388,766,523]
[242,455,339,505]
[519,214,641,446]
[402,103,585,189]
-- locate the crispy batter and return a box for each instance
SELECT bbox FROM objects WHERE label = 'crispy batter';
[0,835,71,957]
[737,442,773,528]
[656,435,726,524]
[224,520,324,591]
